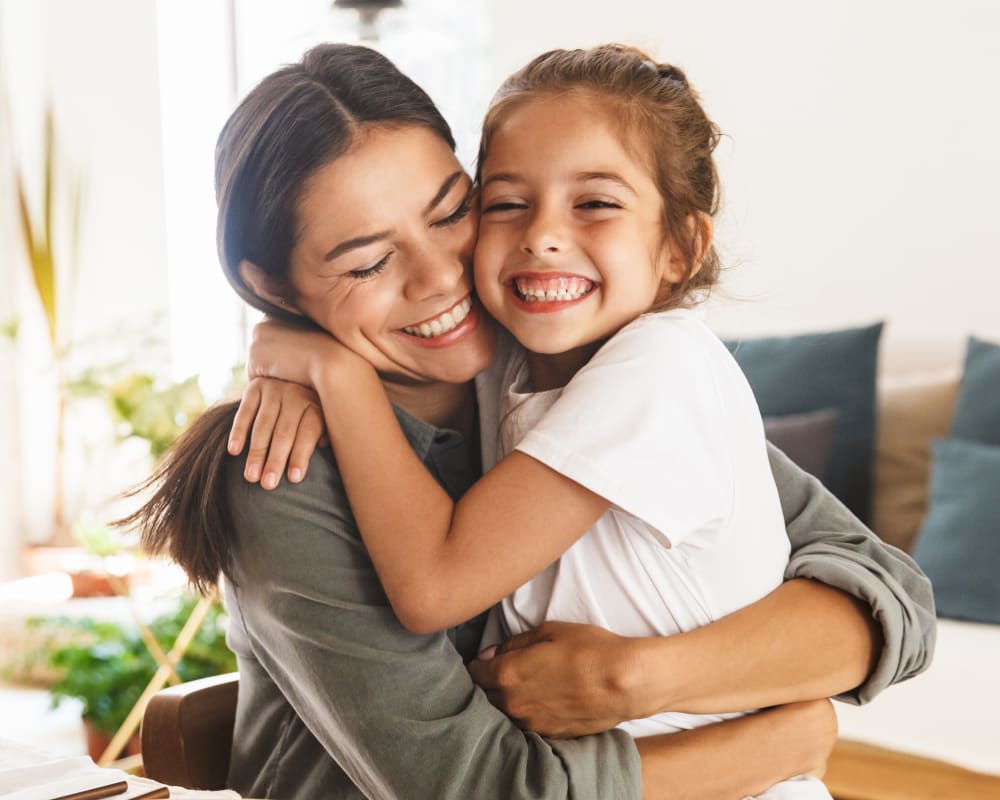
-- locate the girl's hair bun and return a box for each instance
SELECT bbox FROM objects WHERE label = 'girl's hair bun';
[657,63,690,89]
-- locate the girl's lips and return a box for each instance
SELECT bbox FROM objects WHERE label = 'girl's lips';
[507,274,598,314]
[396,297,482,349]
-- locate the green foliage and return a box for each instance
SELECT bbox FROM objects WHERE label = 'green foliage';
[106,372,206,459]
[28,597,236,736]
[0,316,18,341]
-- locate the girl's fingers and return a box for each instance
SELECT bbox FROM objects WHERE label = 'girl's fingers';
[245,385,281,484]
[259,398,305,490]
[229,381,262,456]
[287,406,325,482]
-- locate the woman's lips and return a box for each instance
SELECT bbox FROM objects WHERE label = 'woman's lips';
[508,273,597,313]
[397,295,481,348]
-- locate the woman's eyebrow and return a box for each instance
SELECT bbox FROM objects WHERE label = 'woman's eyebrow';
[423,170,465,215]
[324,231,391,262]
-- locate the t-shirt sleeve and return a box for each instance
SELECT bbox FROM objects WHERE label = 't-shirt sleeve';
[515,316,734,547]
[226,454,641,800]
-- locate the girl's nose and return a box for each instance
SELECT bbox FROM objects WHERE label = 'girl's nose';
[521,207,566,256]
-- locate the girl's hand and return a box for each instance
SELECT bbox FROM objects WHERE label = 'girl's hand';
[247,316,370,389]
[229,378,327,489]
[468,621,642,737]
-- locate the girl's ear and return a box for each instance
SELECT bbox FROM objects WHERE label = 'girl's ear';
[662,212,714,283]
[238,259,305,316]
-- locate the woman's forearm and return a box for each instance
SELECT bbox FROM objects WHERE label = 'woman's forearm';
[624,579,881,717]
[637,700,836,800]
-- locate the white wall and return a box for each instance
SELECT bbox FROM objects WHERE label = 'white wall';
[486,0,1000,347]
[1,0,170,558]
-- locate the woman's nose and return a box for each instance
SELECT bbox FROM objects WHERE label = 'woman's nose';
[404,243,467,301]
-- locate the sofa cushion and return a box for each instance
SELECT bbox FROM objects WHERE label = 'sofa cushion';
[763,409,839,482]
[912,437,1000,624]
[728,322,882,521]
[871,370,960,553]
[950,336,1000,446]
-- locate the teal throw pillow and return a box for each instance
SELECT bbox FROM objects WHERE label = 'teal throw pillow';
[728,322,882,521]
[912,437,1000,624]
[950,336,1000,447]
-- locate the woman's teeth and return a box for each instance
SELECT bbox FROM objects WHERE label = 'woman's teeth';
[403,296,473,338]
[514,276,594,302]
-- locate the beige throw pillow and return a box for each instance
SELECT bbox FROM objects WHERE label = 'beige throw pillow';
[871,370,960,552]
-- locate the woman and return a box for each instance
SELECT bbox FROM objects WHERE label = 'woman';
[130,43,934,799]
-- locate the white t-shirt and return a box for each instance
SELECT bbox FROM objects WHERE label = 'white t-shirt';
[476,311,831,797]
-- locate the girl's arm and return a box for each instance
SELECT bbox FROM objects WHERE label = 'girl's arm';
[246,318,612,634]
[314,362,607,633]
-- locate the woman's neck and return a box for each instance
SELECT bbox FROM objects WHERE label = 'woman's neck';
[383,378,478,440]
[526,340,603,392]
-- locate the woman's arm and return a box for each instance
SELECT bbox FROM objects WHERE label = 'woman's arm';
[769,443,936,703]
[637,699,837,800]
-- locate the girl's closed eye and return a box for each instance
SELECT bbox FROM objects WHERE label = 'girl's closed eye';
[577,199,623,210]
[482,199,529,214]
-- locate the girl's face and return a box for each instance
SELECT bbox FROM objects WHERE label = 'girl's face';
[286,125,496,385]
[474,94,682,361]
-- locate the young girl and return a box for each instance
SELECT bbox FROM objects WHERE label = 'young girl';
[245,44,830,798]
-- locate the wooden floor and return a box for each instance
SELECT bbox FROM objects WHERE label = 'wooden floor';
[826,739,1000,800]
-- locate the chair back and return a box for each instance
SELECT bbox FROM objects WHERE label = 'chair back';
[141,672,238,789]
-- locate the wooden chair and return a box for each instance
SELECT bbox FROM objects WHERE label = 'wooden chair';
[141,672,239,790]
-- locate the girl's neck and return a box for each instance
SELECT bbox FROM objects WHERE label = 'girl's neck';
[526,340,604,392]
[383,378,478,441]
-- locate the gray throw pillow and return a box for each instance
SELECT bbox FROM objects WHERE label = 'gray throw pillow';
[763,409,839,482]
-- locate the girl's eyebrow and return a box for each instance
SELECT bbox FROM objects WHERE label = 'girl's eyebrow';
[575,172,637,195]
[481,172,523,188]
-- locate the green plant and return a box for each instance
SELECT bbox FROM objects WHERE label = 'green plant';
[10,102,85,536]
[28,597,236,736]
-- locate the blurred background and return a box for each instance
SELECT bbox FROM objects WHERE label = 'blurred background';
[0,0,997,780]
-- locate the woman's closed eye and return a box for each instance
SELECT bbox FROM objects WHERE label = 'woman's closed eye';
[432,191,475,228]
[349,252,392,280]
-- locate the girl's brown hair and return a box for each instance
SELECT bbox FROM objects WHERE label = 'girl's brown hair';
[478,44,722,310]
[119,44,456,594]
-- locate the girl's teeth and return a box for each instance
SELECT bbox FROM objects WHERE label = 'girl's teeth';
[514,277,594,302]
[404,297,472,338]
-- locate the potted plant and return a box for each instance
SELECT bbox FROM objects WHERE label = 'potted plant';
[25,596,237,761]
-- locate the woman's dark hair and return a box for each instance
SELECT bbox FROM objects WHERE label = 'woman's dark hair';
[120,44,455,594]
[218,42,455,321]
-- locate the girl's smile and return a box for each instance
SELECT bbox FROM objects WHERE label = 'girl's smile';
[474,93,680,372]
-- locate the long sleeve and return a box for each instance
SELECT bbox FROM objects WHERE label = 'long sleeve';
[223,446,640,800]
[769,442,937,705]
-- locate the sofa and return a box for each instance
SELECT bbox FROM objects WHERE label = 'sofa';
[811,332,1000,799]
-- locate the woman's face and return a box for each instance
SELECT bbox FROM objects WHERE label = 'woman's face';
[286,125,496,385]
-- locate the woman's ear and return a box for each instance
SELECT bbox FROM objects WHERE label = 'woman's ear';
[238,259,304,316]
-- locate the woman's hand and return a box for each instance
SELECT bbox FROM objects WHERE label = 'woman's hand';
[228,378,327,489]
[468,621,645,737]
